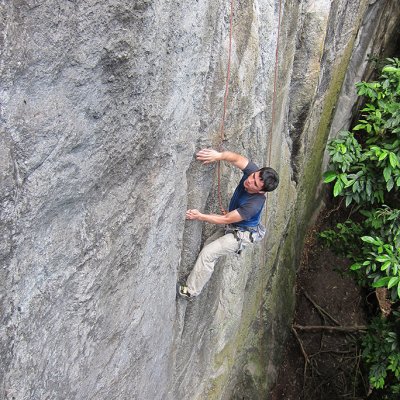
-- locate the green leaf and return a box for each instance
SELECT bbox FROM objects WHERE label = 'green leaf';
[366,181,372,196]
[333,180,343,197]
[383,66,400,74]
[381,260,392,271]
[387,178,394,192]
[372,277,391,287]
[370,145,381,154]
[332,153,342,163]
[389,152,399,168]
[376,255,390,262]
[340,174,350,185]
[323,171,337,183]
[362,236,379,245]
[378,152,388,161]
[362,103,375,111]
[350,263,362,270]
[383,166,392,182]
[388,277,399,289]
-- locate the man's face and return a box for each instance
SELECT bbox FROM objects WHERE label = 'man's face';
[244,171,265,194]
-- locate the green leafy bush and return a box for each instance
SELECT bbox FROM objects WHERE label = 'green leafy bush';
[320,207,400,299]
[323,58,400,206]
[350,234,400,299]
[321,58,400,398]
[319,219,364,257]
[362,316,400,394]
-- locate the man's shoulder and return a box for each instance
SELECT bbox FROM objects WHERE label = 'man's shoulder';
[242,160,259,175]
[250,192,266,202]
[243,191,266,204]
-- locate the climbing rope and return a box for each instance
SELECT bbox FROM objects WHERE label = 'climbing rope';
[216,0,282,215]
[212,0,283,348]
[217,0,234,215]
[218,0,234,144]
[214,0,283,351]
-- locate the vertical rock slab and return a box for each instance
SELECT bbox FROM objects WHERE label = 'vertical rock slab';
[0,0,399,399]
[0,1,195,398]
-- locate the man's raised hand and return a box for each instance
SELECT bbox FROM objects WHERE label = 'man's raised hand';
[186,209,202,220]
[196,148,221,164]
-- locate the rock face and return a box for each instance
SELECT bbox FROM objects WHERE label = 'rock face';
[0,1,398,399]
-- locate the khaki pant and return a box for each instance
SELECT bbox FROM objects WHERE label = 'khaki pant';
[186,228,253,297]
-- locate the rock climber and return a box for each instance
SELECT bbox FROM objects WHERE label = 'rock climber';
[178,148,279,299]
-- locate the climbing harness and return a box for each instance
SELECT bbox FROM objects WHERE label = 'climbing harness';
[250,223,267,242]
[225,225,250,255]
[225,224,267,255]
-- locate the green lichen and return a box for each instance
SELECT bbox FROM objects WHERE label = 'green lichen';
[298,39,360,230]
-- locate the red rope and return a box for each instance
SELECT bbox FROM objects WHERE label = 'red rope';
[217,0,282,215]
[217,0,234,215]
[219,0,234,143]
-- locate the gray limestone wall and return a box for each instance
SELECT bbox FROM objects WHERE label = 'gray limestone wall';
[0,1,398,399]
[329,0,400,141]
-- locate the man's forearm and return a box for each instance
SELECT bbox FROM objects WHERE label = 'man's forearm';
[199,213,229,225]
[219,151,248,170]
[196,149,248,170]
[186,209,243,225]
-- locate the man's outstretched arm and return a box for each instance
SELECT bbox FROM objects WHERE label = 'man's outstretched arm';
[186,209,242,225]
[196,148,248,170]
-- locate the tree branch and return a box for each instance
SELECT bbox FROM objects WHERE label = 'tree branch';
[303,290,340,326]
[293,324,367,333]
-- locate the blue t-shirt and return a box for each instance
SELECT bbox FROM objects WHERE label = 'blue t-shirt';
[228,161,266,229]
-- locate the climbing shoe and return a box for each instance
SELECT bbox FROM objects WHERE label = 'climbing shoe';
[178,284,192,300]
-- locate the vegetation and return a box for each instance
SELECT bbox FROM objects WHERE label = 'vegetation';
[323,57,400,206]
[361,316,400,394]
[321,58,400,398]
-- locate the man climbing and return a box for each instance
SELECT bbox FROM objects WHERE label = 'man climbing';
[178,148,279,299]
